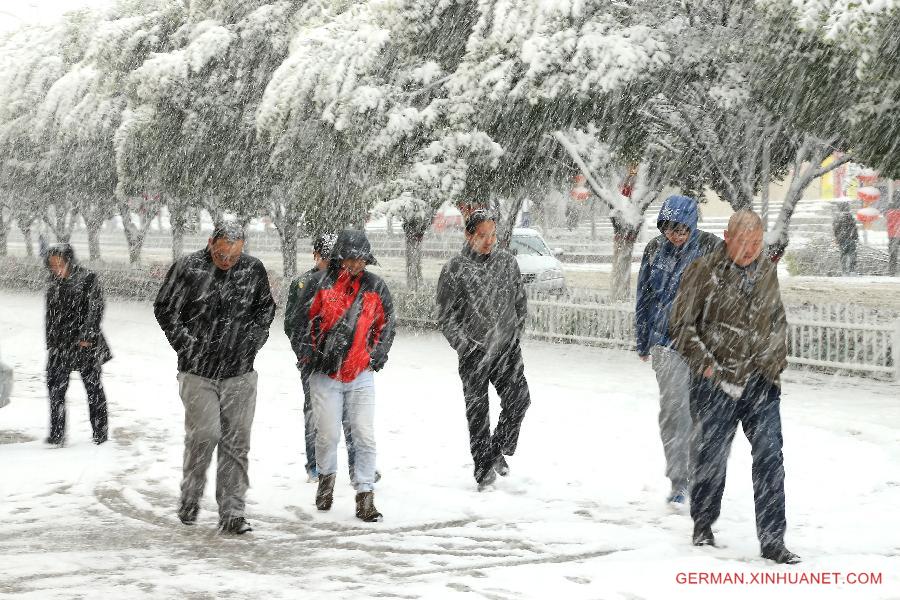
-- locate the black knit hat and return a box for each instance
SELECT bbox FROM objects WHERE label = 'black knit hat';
[331,229,378,265]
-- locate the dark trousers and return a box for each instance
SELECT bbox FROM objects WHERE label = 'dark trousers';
[839,247,857,275]
[47,361,108,442]
[458,341,531,482]
[689,374,787,549]
[301,369,355,477]
[888,237,899,276]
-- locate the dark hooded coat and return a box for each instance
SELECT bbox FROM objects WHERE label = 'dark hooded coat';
[44,244,113,370]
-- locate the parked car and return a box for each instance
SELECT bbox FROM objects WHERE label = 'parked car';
[509,228,566,293]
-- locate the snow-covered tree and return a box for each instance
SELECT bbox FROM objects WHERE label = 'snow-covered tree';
[34,2,180,260]
[120,0,300,269]
[761,0,899,178]
[0,22,70,253]
[259,0,487,288]
[641,0,857,252]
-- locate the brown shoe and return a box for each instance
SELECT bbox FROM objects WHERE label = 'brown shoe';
[355,492,383,522]
[316,473,336,511]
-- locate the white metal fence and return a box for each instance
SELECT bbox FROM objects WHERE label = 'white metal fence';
[523,297,900,380]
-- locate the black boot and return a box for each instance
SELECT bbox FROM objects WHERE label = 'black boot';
[493,456,510,477]
[178,502,199,525]
[218,516,253,535]
[355,492,383,522]
[316,473,336,511]
[92,430,108,445]
[692,524,716,547]
[476,467,497,491]
[762,543,801,564]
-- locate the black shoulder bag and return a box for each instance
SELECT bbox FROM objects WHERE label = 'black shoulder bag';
[310,285,366,375]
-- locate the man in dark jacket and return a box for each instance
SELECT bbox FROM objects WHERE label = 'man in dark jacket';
[154,222,275,535]
[670,211,800,564]
[436,209,531,490]
[635,195,721,505]
[832,201,858,275]
[285,233,369,483]
[290,229,395,522]
[44,244,112,446]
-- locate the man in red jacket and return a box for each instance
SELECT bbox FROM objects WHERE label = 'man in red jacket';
[886,190,900,276]
[290,230,395,522]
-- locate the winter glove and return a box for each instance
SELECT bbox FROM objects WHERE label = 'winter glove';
[370,355,387,372]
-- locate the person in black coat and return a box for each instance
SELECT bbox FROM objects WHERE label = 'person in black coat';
[436,209,531,490]
[832,201,859,275]
[44,244,112,446]
[153,222,276,535]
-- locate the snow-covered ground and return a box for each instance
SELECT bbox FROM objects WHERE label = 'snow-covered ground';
[0,290,898,599]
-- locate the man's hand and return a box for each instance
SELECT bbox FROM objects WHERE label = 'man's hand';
[78,341,93,348]
[639,354,650,363]
[703,365,715,378]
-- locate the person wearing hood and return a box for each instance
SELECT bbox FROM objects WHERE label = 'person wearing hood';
[635,195,721,505]
[285,234,380,484]
[436,209,531,491]
[290,229,395,522]
[154,222,276,535]
[43,243,112,446]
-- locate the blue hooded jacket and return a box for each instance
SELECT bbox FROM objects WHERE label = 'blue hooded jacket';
[635,195,721,356]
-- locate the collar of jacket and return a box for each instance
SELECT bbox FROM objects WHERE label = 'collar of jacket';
[710,244,771,281]
[461,243,492,263]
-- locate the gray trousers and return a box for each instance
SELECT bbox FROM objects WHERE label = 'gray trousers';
[651,345,692,491]
[178,370,258,519]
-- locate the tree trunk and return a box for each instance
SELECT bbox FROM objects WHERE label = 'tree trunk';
[0,210,10,256]
[499,194,528,249]
[760,141,771,230]
[128,238,144,265]
[403,218,428,291]
[20,220,34,258]
[278,218,300,280]
[119,205,157,266]
[609,221,640,301]
[87,225,102,262]
[169,203,189,262]
[172,224,185,261]
[769,144,852,247]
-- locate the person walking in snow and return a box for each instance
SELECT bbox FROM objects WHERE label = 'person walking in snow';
[290,230,395,522]
[44,244,112,446]
[885,190,900,276]
[635,195,721,505]
[436,209,531,491]
[832,201,858,275]
[154,222,276,535]
[285,234,379,484]
[669,211,800,564]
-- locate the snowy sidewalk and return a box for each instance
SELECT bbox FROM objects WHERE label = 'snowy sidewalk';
[0,290,897,599]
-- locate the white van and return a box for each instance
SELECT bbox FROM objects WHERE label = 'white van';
[509,228,566,293]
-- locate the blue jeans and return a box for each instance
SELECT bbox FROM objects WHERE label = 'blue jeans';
[689,374,787,548]
[309,370,376,492]
[301,370,354,477]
